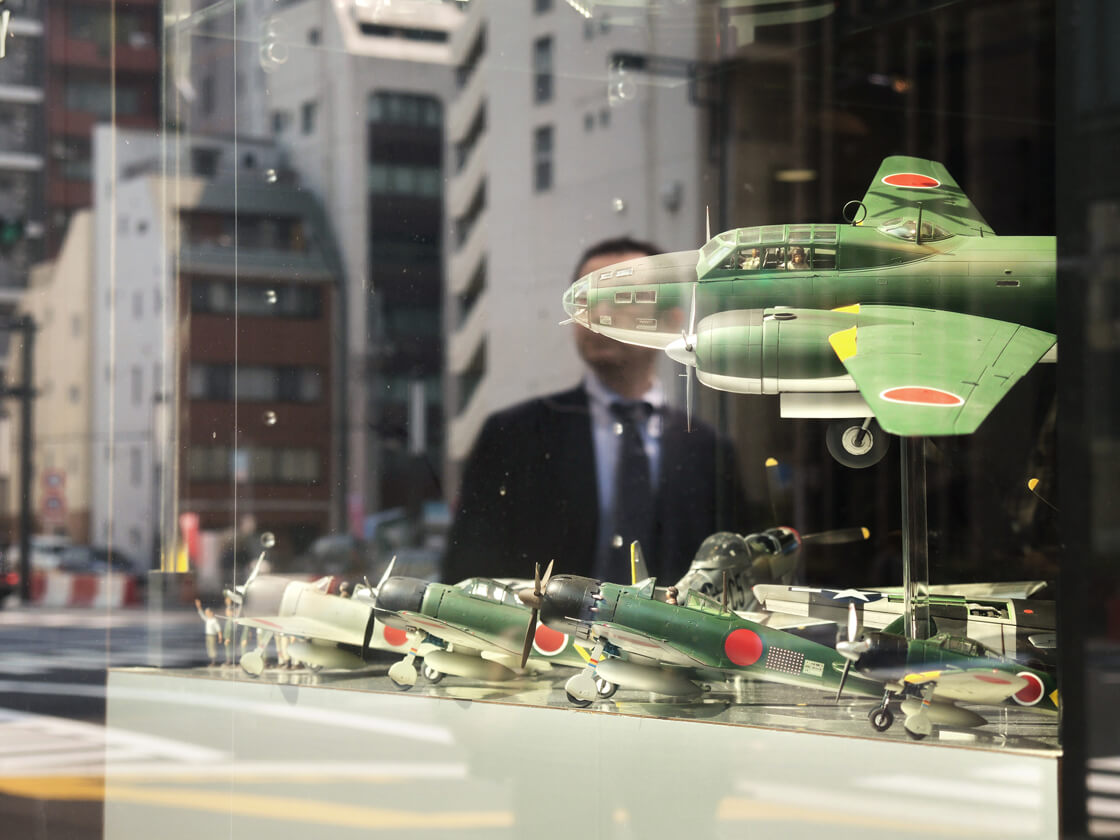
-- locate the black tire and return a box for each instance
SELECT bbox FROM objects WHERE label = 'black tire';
[422,663,444,684]
[868,707,894,732]
[905,728,928,741]
[566,691,593,708]
[827,419,890,469]
[595,678,618,699]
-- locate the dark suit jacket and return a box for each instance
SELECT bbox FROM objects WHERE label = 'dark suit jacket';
[443,384,747,584]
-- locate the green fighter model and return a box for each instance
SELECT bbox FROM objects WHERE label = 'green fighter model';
[561,156,1056,467]
[517,563,883,708]
[523,567,1058,739]
[375,575,596,691]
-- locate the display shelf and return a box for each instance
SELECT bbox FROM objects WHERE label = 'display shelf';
[105,666,1059,839]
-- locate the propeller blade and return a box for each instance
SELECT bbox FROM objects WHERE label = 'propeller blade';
[846,602,858,644]
[540,559,554,593]
[801,527,871,546]
[630,541,645,585]
[687,282,697,342]
[685,365,694,433]
[520,607,539,669]
[705,205,711,243]
[764,458,790,526]
[375,556,397,592]
[245,551,266,589]
[834,659,851,703]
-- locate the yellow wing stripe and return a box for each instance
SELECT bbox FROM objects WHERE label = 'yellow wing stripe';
[902,670,942,684]
[832,304,861,314]
[829,326,858,362]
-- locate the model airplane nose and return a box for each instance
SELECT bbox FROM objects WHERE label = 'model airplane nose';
[375,577,429,615]
[562,277,590,325]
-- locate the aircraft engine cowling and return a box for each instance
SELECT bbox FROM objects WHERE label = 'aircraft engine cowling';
[691,308,858,395]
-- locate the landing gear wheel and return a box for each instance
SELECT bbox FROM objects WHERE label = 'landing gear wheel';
[595,678,618,699]
[906,728,928,741]
[868,707,894,732]
[566,691,593,708]
[309,664,323,673]
[392,679,413,692]
[827,418,890,469]
[421,663,444,684]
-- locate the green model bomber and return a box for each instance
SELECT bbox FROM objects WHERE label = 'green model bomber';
[562,156,1056,466]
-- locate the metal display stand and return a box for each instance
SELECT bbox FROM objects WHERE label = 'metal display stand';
[900,437,931,640]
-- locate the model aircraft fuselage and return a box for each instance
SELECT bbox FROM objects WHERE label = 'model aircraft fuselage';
[538,573,882,699]
[375,575,590,686]
[562,158,1057,462]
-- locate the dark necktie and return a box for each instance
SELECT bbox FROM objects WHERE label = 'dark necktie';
[609,401,655,570]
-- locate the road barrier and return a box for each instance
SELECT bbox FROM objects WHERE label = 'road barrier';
[32,571,141,608]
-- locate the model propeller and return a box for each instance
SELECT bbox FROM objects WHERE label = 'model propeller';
[834,602,871,701]
[765,457,871,548]
[517,560,554,668]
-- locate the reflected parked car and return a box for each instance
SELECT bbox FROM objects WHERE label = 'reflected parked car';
[57,545,140,575]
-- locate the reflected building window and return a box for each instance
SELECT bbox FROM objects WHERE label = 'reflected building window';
[533,125,553,191]
[533,37,553,103]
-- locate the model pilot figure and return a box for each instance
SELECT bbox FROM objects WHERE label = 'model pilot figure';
[195,599,224,667]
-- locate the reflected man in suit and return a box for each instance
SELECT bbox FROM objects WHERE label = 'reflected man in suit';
[443,238,747,585]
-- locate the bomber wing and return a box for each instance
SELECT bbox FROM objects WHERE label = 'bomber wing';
[395,610,524,656]
[828,305,1055,436]
[589,621,713,668]
[858,156,995,237]
[237,614,368,647]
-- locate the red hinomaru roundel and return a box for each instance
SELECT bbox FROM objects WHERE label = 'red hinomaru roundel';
[881,172,941,189]
[1013,671,1045,706]
[532,623,569,656]
[382,624,409,648]
[879,386,964,407]
[723,628,764,667]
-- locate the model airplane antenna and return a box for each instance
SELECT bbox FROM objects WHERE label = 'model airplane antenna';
[705,205,711,243]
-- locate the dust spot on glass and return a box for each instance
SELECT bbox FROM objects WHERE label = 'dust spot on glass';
[612,198,626,213]
[263,410,277,426]
[613,421,624,436]
[266,289,277,305]
[265,169,278,184]
[261,532,276,549]
[611,535,624,548]
[499,485,507,496]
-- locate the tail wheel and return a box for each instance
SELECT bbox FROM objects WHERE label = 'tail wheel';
[868,706,894,732]
[827,419,890,469]
[566,691,593,708]
[595,678,618,699]
[421,663,444,684]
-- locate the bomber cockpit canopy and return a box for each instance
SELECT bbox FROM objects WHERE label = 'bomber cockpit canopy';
[876,216,952,243]
[698,224,840,279]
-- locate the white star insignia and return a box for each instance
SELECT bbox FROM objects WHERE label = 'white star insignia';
[829,588,871,601]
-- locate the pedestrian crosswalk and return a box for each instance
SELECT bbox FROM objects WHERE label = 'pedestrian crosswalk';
[0,707,227,782]
[0,607,204,677]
